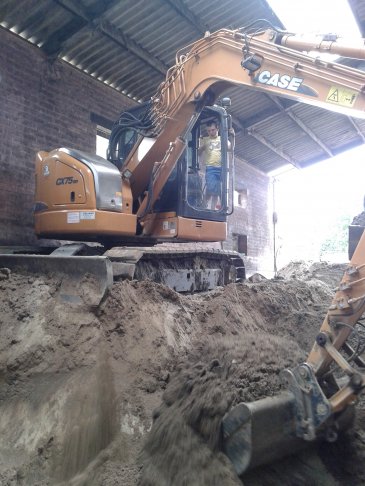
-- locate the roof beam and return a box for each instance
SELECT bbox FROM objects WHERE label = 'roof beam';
[241,95,333,161]
[45,0,168,75]
[95,19,168,74]
[42,0,116,56]
[247,128,301,169]
[268,95,333,157]
[242,105,284,129]
[347,116,365,143]
[164,0,208,35]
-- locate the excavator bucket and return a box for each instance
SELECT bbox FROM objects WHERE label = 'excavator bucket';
[222,389,354,476]
[222,391,305,475]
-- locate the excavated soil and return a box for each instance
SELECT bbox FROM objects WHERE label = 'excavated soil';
[1,261,365,485]
[351,211,365,226]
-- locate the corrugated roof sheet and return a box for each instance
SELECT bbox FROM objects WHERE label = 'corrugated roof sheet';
[1,0,365,174]
[349,0,365,36]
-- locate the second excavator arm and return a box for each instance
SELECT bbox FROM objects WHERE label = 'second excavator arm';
[222,229,365,476]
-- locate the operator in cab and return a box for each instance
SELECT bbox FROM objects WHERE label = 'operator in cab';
[198,120,232,210]
[198,120,222,210]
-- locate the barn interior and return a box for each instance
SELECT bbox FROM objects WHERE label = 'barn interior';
[2,1,365,484]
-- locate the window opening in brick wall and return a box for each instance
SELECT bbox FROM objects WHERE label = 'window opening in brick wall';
[234,188,248,208]
[233,233,247,254]
[96,125,111,158]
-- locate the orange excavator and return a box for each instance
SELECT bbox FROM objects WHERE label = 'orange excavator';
[4,22,365,471]
[27,22,365,295]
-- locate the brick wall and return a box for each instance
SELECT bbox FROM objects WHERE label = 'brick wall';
[225,157,273,276]
[0,28,135,244]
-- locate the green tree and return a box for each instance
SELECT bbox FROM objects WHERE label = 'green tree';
[319,214,352,258]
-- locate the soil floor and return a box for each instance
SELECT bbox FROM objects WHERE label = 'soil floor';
[1,261,365,485]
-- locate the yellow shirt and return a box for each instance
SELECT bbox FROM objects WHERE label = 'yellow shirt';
[201,136,221,167]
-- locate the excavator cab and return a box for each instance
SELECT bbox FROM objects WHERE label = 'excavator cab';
[109,104,234,224]
[183,105,233,220]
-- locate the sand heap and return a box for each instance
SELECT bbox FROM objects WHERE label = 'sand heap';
[1,262,365,485]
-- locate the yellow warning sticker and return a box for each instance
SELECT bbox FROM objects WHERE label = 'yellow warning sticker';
[326,86,358,107]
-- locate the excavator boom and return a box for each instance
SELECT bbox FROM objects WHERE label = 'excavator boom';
[121,27,365,219]
[279,31,365,59]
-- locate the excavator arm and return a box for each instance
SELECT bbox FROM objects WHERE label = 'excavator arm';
[307,229,365,411]
[120,26,365,225]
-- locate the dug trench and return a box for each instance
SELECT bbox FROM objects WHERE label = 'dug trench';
[1,262,365,485]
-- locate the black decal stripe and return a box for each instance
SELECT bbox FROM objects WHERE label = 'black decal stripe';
[297,85,318,97]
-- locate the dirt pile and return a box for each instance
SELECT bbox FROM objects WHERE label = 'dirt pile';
[351,211,365,226]
[277,260,347,288]
[140,335,305,486]
[0,263,365,485]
